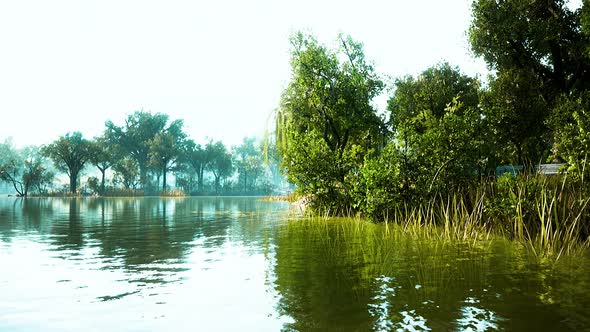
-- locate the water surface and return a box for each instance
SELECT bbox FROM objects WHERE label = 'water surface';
[0,197,588,331]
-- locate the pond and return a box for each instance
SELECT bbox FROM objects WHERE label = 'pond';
[0,197,588,331]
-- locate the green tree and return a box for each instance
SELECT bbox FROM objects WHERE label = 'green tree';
[0,141,53,196]
[88,135,119,195]
[206,141,233,194]
[42,132,91,194]
[388,62,480,132]
[278,33,385,212]
[469,0,590,98]
[86,176,101,195]
[184,139,210,193]
[113,157,140,190]
[105,111,183,190]
[481,69,549,165]
[233,137,263,193]
[386,63,485,200]
[148,121,186,191]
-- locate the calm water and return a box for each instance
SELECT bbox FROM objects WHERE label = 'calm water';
[0,197,589,331]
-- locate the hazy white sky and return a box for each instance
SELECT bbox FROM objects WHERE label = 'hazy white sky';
[0,0,489,148]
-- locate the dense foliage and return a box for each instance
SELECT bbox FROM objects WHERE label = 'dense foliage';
[276,0,590,227]
[277,33,385,213]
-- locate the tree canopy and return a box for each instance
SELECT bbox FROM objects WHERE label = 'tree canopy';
[42,132,91,193]
[105,111,184,190]
[469,0,590,97]
[0,140,53,196]
[277,33,385,212]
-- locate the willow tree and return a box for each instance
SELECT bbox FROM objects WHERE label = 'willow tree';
[277,33,385,212]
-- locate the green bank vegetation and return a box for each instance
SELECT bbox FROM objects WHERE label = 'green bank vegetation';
[272,0,590,251]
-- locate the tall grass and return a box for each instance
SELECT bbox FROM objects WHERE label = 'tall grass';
[302,174,590,258]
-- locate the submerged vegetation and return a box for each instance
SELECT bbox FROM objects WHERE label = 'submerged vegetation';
[275,216,590,330]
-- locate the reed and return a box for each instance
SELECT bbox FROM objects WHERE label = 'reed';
[300,174,590,258]
[159,189,186,197]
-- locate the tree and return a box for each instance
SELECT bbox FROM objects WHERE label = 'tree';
[88,135,119,195]
[105,111,184,190]
[0,141,53,196]
[386,63,485,199]
[388,62,480,132]
[148,122,186,191]
[184,139,210,193]
[277,33,385,212]
[481,69,550,165]
[233,137,263,193]
[206,141,233,194]
[469,0,590,98]
[42,132,91,194]
[113,157,140,190]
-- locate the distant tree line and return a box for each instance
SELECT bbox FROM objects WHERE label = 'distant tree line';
[0,111,284,196]
[276,0,590,218]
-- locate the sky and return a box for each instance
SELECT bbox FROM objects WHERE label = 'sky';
[0,0,490,148]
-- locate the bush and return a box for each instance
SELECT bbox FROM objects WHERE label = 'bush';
[484,173,543,230]
[86,177,101,195]
[351,145,403,220]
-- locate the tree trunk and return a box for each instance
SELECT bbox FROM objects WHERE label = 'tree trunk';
[70,171,78,194]
[140,166,147,190]
[162,165,167,191]
[100,169,106,195]
[198,167,204,192]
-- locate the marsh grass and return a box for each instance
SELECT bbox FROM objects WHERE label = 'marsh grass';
[159,189,186,197]
[101,188,145,197]
[301,174,590,259]
[482,173,590,258]
[261,193,299,202]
